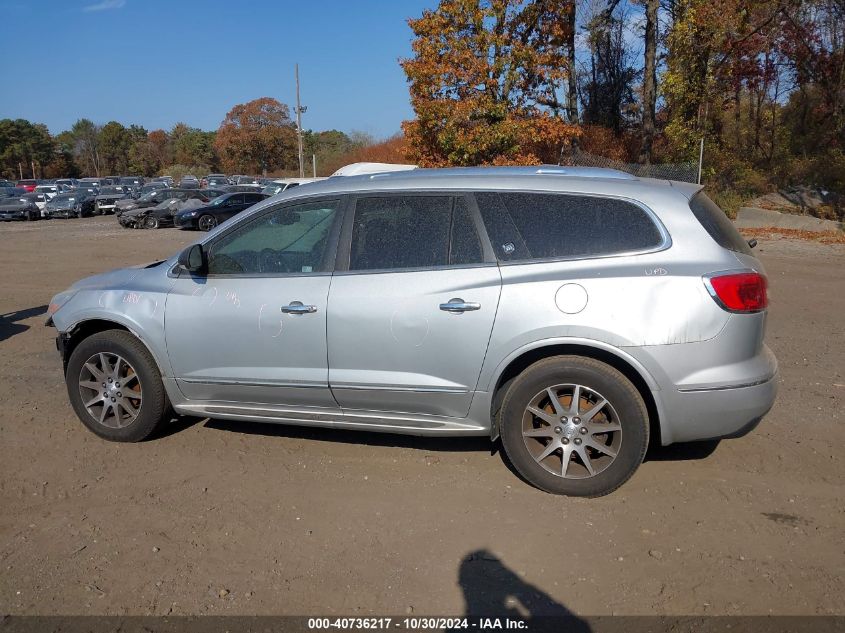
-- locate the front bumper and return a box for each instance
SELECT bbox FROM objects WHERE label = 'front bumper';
[96,201,118,213]
[45,209,76,218]
[0,211,29,221]
[173,214,199,229]
[118,214,143,228]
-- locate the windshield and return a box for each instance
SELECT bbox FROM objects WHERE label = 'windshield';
[139,191,160,201]
[52,194,77,203]
[2,199,28,207]
[99,187,125,195]
[209,195,231,207]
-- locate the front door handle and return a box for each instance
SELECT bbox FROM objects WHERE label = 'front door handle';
[439,298,481,313]
[281,301,317,314]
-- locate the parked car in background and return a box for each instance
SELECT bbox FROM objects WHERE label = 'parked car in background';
[21,192,50,217]
[0,179,16,188]
[94,185,131,214]
[77,178,102,190]
[118,189,220,228]
[35,184,59,199]
[173,191,267,231]
[44,190,96,218]
[179,175,200,189]
[16,179,37,192]
[152,176,174,187]
[115,188,214,217]
[55,178,78,190]
[0,197,40,221]
[133,181,169,199]
[222,184,263,193]
[205,175,229,188]
[0,187,28,199]
[201,174,226,188]
[262,177,326,197]
[235,175,258,185]
[118,176,144,194]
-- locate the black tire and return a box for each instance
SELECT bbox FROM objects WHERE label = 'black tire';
[499,355,648,497]
[143,215,159,229]
[65,330,171,442]
[198,214,217,232]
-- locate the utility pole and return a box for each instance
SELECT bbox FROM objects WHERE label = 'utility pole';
[295,64,307,178]
[697,137,704,184]
[312,154,316,178]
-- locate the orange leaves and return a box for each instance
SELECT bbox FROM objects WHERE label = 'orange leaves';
[401,0,578,167]
[214,97,297,174]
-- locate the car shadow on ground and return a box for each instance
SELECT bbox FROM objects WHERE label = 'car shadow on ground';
[164,416,721,464]
[645,439,720,462]
[455,549,591,629]
[0,305,48,343]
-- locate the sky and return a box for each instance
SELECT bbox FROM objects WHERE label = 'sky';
[0,0,436,139]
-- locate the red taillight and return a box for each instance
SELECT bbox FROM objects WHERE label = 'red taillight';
[705,272,768,313]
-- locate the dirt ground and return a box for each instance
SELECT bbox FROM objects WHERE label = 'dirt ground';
[0,217,843,617]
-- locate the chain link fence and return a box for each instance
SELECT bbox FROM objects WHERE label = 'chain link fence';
[559,149,700,183]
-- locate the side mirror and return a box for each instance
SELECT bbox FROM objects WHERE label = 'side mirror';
[178,244,206,274]
[747,239,758,249]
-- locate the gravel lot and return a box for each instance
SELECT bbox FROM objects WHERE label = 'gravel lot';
[0,217,843,616]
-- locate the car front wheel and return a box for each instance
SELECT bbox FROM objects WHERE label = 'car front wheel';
[65,330,170,442]
[143,215,159,229]
[499,355,649,497]
[198,214,217,231]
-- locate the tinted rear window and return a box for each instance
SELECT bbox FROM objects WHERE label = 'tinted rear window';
[476,192,663,261]
[689,192,752,255]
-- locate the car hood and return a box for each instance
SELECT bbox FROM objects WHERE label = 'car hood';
[122,206,150,218]
[67,260,167,292]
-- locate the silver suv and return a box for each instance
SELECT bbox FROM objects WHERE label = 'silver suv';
[47,167,777,496]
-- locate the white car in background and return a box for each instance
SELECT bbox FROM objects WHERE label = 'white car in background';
[262,177,327,196]
[21,192,50,217]
[35,184,59,200]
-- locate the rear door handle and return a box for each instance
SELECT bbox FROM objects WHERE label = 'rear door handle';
[281,301,317,314]
[439,298,481,313]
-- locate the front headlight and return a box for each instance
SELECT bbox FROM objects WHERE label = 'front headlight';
[184,211,199,217]
[47,290,77,317]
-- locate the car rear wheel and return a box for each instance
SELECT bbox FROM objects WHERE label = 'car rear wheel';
[198,214,217,232]
[143,215,160,229]
[65,330,171,442]
[499,355,649,497]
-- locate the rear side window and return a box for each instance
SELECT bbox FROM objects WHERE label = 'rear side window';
[349,195,483,271]
[476,192,663,261]
[689,192,752,255]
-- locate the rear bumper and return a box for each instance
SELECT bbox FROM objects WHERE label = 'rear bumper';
[657,368,778,444]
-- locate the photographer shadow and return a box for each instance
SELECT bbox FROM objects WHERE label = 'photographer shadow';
[455,549,591,632]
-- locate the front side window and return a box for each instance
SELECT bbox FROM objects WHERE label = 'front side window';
[206,199,341,275]
[348,195,483,272]
[476,192,663,261]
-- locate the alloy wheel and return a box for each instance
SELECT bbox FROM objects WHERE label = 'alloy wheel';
[78,352,143,429]
[522,383,622,479]
[198,215,217,231]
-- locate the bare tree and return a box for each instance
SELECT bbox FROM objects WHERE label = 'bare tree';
[639,0,658,164]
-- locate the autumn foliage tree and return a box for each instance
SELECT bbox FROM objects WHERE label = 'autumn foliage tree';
[214,97,298,175]
[401,0,579,166]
